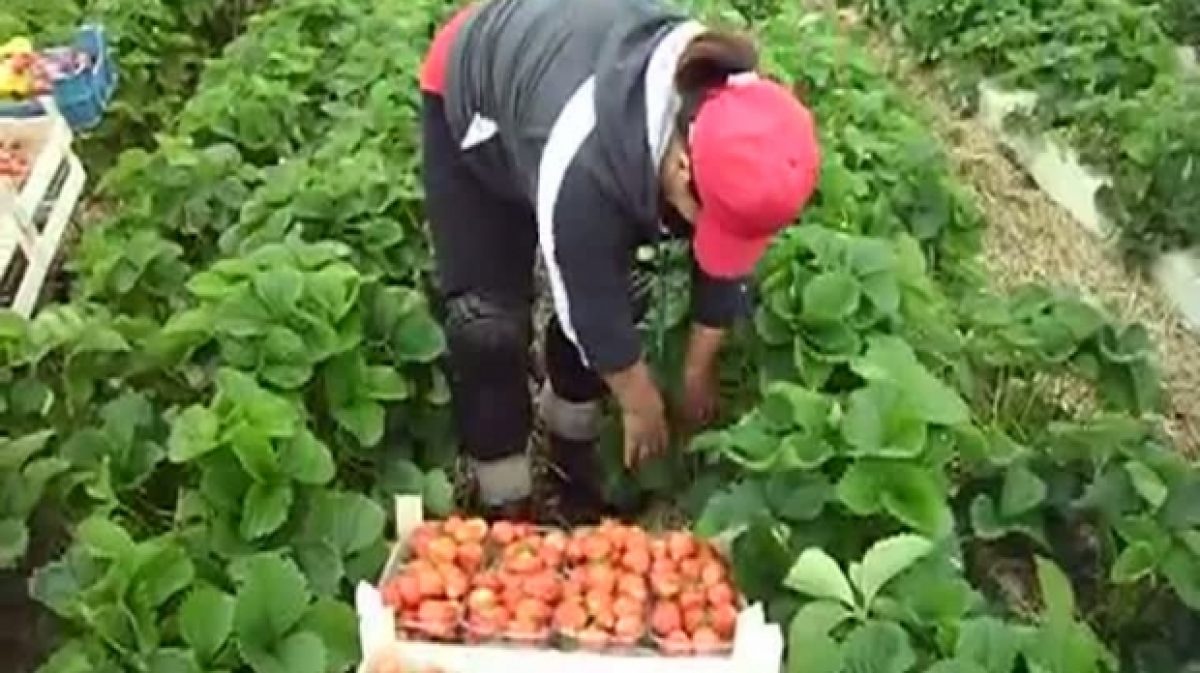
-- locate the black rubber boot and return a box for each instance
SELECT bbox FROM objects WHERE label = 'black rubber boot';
[549,434,617,525]
[481,497,536,524]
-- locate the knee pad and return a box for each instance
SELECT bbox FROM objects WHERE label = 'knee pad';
[443,294,532,461]
[444,294,530,374]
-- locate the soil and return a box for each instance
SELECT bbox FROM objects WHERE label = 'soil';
[849,20,1200,455]
[0,510,67,673]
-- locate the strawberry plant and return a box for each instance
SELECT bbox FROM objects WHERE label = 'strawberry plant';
[0,431,64,569]
[32,521,360,673]
[851,0,1200,260]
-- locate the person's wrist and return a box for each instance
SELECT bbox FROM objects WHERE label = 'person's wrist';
[621,384,663,419]
[683,359,715,382]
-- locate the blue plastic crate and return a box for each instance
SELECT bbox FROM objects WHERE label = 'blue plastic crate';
[0,24,118,131]
[50,24,119,131]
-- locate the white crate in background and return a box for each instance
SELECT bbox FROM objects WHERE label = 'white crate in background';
[0,98,87,316]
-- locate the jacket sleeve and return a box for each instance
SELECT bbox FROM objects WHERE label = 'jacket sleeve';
[691,259,751,328]
[539,144,642,375]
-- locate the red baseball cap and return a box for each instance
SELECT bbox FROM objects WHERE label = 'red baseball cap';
[690,73,821,279]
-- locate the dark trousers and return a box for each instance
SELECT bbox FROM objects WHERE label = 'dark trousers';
[421,93,611,463]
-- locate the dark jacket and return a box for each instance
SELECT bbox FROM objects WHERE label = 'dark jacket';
[444,0,750,373]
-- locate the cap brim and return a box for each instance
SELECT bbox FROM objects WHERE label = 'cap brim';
[693,211,773,279]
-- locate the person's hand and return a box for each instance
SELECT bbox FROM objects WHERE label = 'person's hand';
[603,360,670,468]
[621,396,669,468]
[681,362,720,431]
[679,324,727,433]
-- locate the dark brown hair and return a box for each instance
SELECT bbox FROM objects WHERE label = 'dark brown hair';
[675,30,759,132]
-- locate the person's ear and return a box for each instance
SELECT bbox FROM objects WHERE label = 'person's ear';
[676,145,692,182]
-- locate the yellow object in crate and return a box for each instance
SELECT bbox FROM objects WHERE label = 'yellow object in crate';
[0,37,34,57]
[0,37,36,97]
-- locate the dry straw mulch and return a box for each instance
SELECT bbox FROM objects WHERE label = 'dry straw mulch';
[843,18,1200,454]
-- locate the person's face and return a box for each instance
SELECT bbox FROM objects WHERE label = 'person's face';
[659,134,701,227]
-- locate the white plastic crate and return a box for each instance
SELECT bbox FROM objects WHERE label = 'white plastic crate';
[0,99,86,316]
[355,496,785,673]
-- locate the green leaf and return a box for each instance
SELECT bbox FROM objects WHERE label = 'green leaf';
[803,270,862,320]
[304,491,386,556]
[842,385,927,459]
[180,586,235,663]
[253,267,305,317]
[842,387,886,455]
[278,631,326,673]
[1000,464,1047,518]
[849,534,933,609]
[0,518,29,568]
[925,661,987,673]
[34,641,94,673]
[280,429,335,485]
[365,366,409,401]
[784,548,856,607]
[757,306,794,345]
[296,542,344,597]
[216,369,299,438]
[306,265,360,321]
[879,463,953,537]
[841,621,916,673]
[861,272,900,315]
[29,559,81,617]
[0,430,54,469]
[762,382,831,432]
[1110,542,1157,583]
[852,336,969,425]
[393,313,445,363]
[787,630,844,673]
[241,483,294,540]
[837,462,883,515]
[299,599,361,672]
[242,630,327,673]
[766,472,832,522]
[168,405,220,463]
[135,540,195,608]
[423,469,455,517]
[233,553,312,647]
[146,649,199,673]
[781,434,835,470]
[1181,531,1200,556]
[333,400,385,447]
[229,427,280,482]
[789,599,853,638]
[694,479,769,537]
[969,495,1048,547]
[955,617,1021,673]
[1124,461,1168,510]
[76,517,135,560]
[1161,547,1200,610]
[1034,556,1076,623]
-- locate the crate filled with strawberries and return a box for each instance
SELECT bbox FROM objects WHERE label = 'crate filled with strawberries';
[357,497,783,673]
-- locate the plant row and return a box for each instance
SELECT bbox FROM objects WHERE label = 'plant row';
[659,4,1199,672]
[846,0,1200,263]
[3,1,461,672]
[1134,0,1200,46]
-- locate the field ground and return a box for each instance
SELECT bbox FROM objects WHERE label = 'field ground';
[850,20,1200,455]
